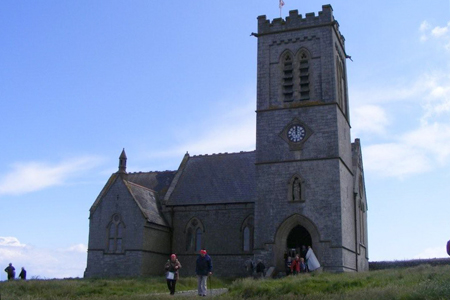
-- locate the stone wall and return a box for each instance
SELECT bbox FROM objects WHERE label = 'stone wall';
[168,202,254,277]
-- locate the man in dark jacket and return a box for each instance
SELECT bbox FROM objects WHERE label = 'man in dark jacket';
[18,267,27,280]
[4,263,15,280]
[196,249,212,296]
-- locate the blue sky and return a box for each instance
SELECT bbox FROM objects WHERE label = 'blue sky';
[1,0,450,279]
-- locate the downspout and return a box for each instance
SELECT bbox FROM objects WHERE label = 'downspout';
[170,206,174,252]
[354,192,359,272]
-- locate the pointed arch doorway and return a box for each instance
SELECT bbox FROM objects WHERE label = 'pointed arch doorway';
[274,214,321,272]
[286,225,311,258]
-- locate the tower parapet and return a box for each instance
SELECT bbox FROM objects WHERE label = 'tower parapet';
[257,5,344,43]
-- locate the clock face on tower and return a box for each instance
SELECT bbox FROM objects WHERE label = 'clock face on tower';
[287,125,306,142]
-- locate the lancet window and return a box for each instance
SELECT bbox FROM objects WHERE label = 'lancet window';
[241,215,254,252]
[185,218,204,252]
[107,214,125,253]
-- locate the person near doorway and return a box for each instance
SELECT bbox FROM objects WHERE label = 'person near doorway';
[285,255,292,276]
[306,246,321,271]
[301,245,308,259]
[299,258,307,273]
[196,249,212,296]
[291,255,301,275]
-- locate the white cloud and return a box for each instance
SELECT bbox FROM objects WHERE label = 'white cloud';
[0,237,26,247]
[149,94,256,160]
[401,123,450,164]
[0,156,104,196]
[364,143,432,178]
[431,24,449,38]
[414,246,448,259]
[363,122,450,178]
[419,20,450,45]
[419,20,431,41]
[0,236,86,280]
[420,72,450,124]
[352,105,389,136]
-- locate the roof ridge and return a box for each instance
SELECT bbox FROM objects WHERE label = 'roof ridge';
[127,170,176,174]
[191,150,256,158]
[125,180,157,192]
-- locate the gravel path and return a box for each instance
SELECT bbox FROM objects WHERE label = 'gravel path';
[157,288,228,297]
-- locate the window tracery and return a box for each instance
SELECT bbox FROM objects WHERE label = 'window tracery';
[241,215,254,252]
[107,213,125,253]
[185,218,204,252]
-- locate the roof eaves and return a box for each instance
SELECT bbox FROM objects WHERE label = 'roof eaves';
[89,173,119,216]
[164,152,190,202]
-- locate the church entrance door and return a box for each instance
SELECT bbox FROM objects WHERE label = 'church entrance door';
[273,214,320,273]
[286,225,312,258]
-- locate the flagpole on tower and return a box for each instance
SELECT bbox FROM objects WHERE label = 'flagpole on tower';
[279,0,285,18]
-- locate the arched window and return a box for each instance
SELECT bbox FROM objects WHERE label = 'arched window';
[336,55,347,114]
[280,49,312,102]
[107,214,125,253]
[281,51,295,102]
[298,50,311,101]
[243,227,251,251]
[241,215,254,252]
[185,218,205,253]
[195,228,202,252]
[186,228,193,251]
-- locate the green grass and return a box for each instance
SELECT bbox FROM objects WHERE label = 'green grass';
[225,264,450,299]
[1,264,450,299]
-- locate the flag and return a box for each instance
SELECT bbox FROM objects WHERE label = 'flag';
[279,0,285,9]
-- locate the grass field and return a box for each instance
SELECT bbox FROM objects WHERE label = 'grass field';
[1,264,450,299]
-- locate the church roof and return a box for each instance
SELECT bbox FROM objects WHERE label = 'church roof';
[123,180,168,226]
[126,171,176,197]
[90,171,175,227]
[166,151,256,206]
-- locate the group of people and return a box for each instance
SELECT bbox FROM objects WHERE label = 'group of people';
[4,263,26,280]
[284,246,320,276]
[164,247,320,295]
[245,259,266,279]
[164,249,212,296]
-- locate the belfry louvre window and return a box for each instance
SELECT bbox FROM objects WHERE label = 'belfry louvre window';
[280,49,312,102]
[298,51,310,100]
[282,53,294,101]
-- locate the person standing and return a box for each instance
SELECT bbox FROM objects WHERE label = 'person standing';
[291,255,301,275]
[196,249,212,297]
[164,254,181,295]
[305,246,321,271]
[18,267,27,280]
[255,260,266,279]
[299,258,307,273]
[285,256,292,276]
[4,263,15,280]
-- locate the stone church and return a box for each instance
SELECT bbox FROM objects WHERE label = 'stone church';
[84,5,369,278]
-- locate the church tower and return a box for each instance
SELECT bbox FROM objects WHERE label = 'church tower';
[254,5,368,272]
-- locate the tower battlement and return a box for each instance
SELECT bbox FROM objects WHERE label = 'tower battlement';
[258,5,339,36]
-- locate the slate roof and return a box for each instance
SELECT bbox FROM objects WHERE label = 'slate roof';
[123,180,168,226]
[90,171,176,227]
[166,151,256,206]
[126,171,176,197]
